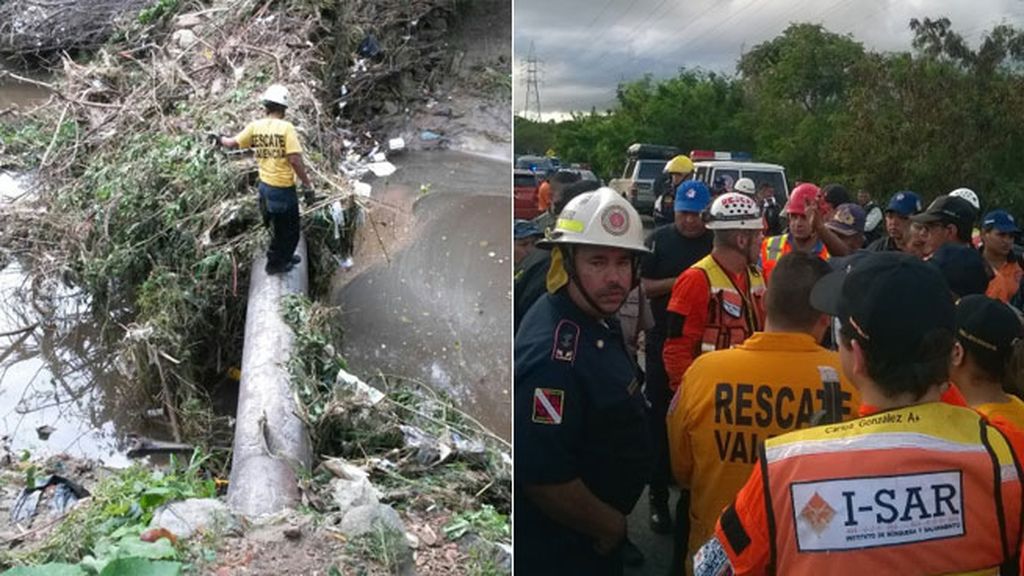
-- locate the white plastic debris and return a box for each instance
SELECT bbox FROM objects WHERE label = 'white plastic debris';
[353,181,372,197]
[330,201,345,239]
[335,368,385,406]
[367,161,396,177]
[371,152,387,162]
[388,137,406,151]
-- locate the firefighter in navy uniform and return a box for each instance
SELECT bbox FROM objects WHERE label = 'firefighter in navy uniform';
[514,187,654,576]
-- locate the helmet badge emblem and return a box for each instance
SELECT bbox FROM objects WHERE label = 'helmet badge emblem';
[601,206,629,236]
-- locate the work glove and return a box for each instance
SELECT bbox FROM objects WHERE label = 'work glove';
[206,132,223,147]
[301,186,317,206]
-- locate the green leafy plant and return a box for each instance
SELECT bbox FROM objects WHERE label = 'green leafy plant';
[137,0,180,25]
[443,505,509,543]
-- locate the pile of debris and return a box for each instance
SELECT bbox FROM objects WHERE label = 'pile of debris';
[0,0,469,460]
[0,0,151,59]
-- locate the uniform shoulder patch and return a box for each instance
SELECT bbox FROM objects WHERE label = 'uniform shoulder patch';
[532,388,565,425]
[550,319,580,364]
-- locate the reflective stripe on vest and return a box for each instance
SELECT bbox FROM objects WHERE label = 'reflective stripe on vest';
[761,403,1022,576]
[691,255,766,355]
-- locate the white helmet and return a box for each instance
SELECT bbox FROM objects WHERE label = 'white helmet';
[706,192,763,230]
[261,84,289,107]
[949,187,979,211]
[538,187,650,253]
[733,177,756,196]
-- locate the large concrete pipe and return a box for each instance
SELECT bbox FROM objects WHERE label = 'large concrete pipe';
[227,237,312,518]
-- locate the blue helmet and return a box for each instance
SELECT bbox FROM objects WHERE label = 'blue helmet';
[675,180,711,214]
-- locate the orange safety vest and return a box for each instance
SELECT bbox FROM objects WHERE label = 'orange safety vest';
[760,234,829,280]
[761,402,1022,575]
[691,255,766,355]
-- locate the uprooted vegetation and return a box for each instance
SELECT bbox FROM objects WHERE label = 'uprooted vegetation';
[283,295,510,510]
[0,0,471,463]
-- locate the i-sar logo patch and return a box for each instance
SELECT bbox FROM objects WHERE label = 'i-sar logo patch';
[790,470,964,552]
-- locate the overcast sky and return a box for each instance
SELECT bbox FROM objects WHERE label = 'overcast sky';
[514,0,1024,120]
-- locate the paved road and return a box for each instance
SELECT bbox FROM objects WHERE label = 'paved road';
[625,487,680,576]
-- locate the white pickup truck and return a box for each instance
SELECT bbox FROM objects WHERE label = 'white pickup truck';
[608,143,681,215]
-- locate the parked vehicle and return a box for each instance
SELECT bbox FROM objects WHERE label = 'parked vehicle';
[515,155,557,173]
[608,143,681,215]
[514,169,541,219]
[690,150,789,206]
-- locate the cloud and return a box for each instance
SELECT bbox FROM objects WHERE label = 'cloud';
[514,0,1024,116]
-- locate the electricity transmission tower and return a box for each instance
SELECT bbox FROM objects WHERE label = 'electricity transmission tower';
[522,42,542,121]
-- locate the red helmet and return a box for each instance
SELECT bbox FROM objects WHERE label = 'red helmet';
[785,183,820,215]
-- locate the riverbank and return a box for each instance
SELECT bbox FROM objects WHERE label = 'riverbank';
[0,0,511,571]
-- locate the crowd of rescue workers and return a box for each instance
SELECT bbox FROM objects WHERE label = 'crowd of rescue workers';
[512,154,1024,575]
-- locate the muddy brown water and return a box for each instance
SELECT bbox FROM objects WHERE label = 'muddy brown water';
[2,76,153,466]
[0,242,145,468]
[332,150,512,439]
[0,60,50,111]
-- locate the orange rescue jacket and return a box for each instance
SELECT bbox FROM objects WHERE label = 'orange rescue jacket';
[759,402,1022,575]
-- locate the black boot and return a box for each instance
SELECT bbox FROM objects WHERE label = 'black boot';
[649,492,672,535]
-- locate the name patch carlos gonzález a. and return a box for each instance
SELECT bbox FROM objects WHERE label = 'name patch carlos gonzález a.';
[790,470,964,551]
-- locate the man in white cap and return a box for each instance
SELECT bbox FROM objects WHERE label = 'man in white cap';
[214,84,314,274]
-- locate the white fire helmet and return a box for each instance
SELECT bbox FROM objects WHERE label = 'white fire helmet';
[733,177,756,196]
[537,187,650,254]
[706,192,763,230]
[261,84,289,107]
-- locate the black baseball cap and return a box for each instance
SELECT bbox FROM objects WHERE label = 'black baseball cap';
[811,252,955,360]
[956,294,1023,356]
[927,244,991,298]
[820,183,851,210]
[910,195,976,231]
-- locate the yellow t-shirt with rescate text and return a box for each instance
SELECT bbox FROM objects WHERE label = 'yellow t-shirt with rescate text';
[234,118,302,187]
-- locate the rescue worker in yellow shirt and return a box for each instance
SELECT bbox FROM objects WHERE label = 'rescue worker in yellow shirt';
[667,251,860,571]
[213,84,314,274]
[952,294,1024,429]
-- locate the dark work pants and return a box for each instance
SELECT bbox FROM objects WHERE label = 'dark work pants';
[643,332,672,506]
[267,205,300,267]
[258,183,300,268]
[646,332,692,576]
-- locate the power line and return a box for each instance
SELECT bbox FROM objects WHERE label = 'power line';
[586,0,617,32]
[523,41,543,120]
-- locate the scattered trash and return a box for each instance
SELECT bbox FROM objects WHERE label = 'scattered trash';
[330,201,346,240]
[400,424,452,466]
[367,161,397,177]
[337,256,355,270]
[126,434,195,459]
[35,425,56,441]
[357,34,381,58]
[334,368,385,406]
[353,181,372,197]
[371,151,387,163]
[11,475,90,525]
[143,408,166,420]
[420,130,441,141]
[388,137,406,151]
